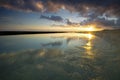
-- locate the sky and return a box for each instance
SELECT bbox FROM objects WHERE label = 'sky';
[0,0,120,31]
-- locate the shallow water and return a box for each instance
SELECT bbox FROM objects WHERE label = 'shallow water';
[0,32,120,80]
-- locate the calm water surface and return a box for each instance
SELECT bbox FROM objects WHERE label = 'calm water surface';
[0,32,120,80]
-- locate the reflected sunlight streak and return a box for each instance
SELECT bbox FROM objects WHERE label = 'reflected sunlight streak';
[84,33,95,57]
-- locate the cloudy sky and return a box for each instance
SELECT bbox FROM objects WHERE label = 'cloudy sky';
[0,0,120,31]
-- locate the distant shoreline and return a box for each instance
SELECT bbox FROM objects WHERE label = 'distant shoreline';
[0,29,119,36]
[0,31,66,35]
[0,31,95,35]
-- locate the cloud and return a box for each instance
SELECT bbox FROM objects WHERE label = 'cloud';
[66,19,80,27]
[95,18,120,28]
[0,0,44,12]
[0,0,120,28]
[40,15,63,22]
[47,0,120,16]
[0,0,120,16]
[51,19,82,27]
[80,13,120,28]
[51,16,120,28]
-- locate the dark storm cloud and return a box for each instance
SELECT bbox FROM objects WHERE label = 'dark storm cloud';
[0,0,120,16]
[40,15,63,22]
[0,0,44,12]
[48,0,120,16]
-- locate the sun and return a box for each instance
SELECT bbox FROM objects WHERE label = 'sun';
[85,25,96,31]
[84,25,102,31]
[87,27,94,31]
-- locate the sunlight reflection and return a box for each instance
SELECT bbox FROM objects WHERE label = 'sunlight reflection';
[88,33,93,40]
[84,33,95,58]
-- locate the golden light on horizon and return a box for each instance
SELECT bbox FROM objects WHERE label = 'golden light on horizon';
[84,25,99,31]
[76,23,103,32]
[86,26,94,31]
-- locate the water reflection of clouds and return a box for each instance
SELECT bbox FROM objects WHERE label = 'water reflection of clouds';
[0,32,120,80]
[0,48,96,80]
[39,33,96,52]
[1,45,120,80]
[51,33,95,48]
[41,41,62,47]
